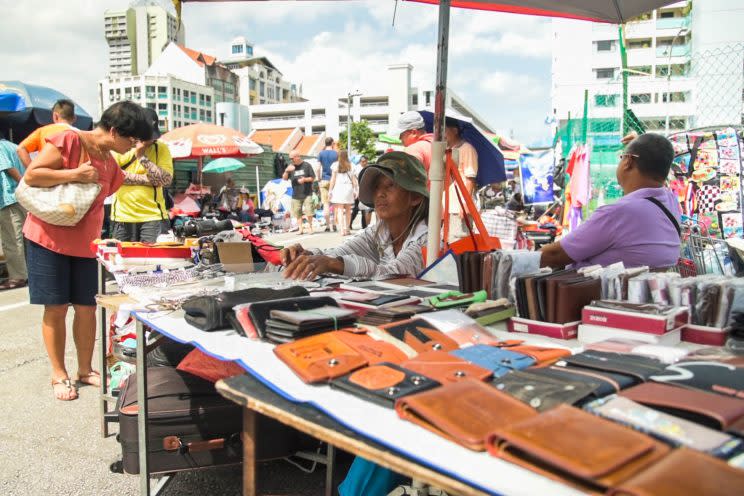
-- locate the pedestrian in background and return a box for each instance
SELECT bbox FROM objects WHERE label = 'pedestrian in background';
[283,150,315,234]
[16,99,77,167]
[0,131,27,290]
[22,101,151,401]
[318,137,338,231]
[110,107,173,242]
[329,150,357,236]
[349,155,372,230]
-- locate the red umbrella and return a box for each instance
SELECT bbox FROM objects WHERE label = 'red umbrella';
[160,123,262,159]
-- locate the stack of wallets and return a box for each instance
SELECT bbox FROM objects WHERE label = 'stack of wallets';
[579,300,688,346]
[515,269,601,324]
[273,329,410,383]
[234,296,346,341]
[452,250,542,301]
[465,299,516,326]
[358,304,432,326]
[334,290,422,310]
[264,305,357,343]
[486,405,671,492]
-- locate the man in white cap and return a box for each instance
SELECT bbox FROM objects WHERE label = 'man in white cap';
[394,111,433,172]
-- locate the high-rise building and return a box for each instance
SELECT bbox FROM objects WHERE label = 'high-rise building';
[551,0,744,134]
[220,37,303,106]
[104,1,184,77]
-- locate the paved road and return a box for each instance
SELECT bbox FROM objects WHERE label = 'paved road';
[0,230,350,496]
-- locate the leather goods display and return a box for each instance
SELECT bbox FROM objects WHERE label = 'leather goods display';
[330,363,440,408]
[451,345,535,378]
[359,304,431,326]
[246,296,340,339]
[400,350,493,384]
[274,330,408,383]
[117,367,309,474]
[265,306,357,343]
[607,448,744,496]
[560,350,667,385]
[586,396,743,458]
[378,318,459,354]
[620,382,744,435]
[650,361,744,399]
[486,404,670,491]
[182,286,309,332]
[490,370,600,412]
[554,277,602,324]
[395,379,538,451]
[515,271,601,323]
[493,341,571,366]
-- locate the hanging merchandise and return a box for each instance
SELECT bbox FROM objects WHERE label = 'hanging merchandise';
[518,150,554,205]
[562,144,591,232]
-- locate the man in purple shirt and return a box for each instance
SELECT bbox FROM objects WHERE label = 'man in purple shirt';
[541,133,681,270]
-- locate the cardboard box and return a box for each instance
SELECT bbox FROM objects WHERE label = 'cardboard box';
[681,324,730,346]
[508,317,579,340]
[578,324,682,346]
[581,305,689,335]
[216,242,254,273]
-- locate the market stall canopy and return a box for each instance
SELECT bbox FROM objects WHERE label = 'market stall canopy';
[419,110,506,186]
[0,81,93,142]
[160,123,263,159]
[202,157,246,174]
[173,0,675,24]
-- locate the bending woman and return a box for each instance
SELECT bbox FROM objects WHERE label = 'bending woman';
[282,151,428,280]
[23,101,152,401]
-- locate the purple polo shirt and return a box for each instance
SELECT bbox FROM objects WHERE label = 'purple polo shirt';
[560,187,681,269]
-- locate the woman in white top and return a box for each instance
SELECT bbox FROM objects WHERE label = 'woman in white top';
[281,151,428,280]
[328,150,357,236]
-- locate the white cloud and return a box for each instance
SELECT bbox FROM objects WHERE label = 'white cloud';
[478,71,546,98]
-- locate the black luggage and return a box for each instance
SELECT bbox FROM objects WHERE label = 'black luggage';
[117,367,307,475]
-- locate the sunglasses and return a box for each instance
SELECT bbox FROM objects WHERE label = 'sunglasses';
[618,152,640,160]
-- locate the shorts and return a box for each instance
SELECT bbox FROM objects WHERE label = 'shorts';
[319,180,331,205]
[111,220,163,243]
[290,197,314,218]
[26,239,98,306]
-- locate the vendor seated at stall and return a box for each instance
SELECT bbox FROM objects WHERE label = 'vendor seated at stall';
[540,132,681,270]
[281,151,428,280]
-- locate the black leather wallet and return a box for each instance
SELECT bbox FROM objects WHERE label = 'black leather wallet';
[490,370,600,412]
[247,296,341,339]
[330,363,441,408]
[182,286,309,331]
[562,351,667,385]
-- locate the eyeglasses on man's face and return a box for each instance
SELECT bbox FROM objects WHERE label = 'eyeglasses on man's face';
[618,152,640,161]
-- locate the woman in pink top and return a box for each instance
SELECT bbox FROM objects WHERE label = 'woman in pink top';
[23,101,152,401]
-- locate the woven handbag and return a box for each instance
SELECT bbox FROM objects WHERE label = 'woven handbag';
[16,179,101,226]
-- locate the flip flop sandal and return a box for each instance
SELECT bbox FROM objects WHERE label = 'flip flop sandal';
[76,370,103,387]
[51,378,78,401]
[0,279,26,290]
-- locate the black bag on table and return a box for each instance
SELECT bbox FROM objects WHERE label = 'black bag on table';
[117,367,308,475]
[182,286,309,332]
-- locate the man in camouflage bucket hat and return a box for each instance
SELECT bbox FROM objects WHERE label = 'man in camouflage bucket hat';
[281,151,430,280]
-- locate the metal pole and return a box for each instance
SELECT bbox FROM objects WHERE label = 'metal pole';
[426,0,450,265]
[665,28,688,135]
[98,263,109,438]
[618,25,629,136]
[136,318,150,496]
[347,93,352,157]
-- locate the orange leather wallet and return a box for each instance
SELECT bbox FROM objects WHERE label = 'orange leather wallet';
[379,318,459,354]
[493,341,571,367]
[486,404,670,491]
[607,448,744,496]
[396,379,537,451]
[400,351,493,384]
[273,329,408,384]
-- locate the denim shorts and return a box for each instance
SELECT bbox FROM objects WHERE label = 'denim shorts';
[26,239,98,306]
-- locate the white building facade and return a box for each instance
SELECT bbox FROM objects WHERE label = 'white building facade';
[249,64,496,145]
[551,0,744,134]
[104,2,184,77]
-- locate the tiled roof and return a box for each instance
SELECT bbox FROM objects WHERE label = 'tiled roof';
[177,45,217,67]
[295,135,323,156]
[249,128,294,149]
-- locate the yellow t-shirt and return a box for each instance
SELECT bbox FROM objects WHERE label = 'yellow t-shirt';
[111,142,174,223]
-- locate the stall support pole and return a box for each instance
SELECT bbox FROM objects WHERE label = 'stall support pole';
[98,263,109,438]
[136,318,151,496]
[426,0,450,265]
[242,408,257,496]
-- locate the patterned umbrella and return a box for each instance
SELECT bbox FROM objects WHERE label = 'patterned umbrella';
[160,123,263,159]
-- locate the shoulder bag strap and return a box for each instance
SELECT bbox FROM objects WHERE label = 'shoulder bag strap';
[646,197,681,237]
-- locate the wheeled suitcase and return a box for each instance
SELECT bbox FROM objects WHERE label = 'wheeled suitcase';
[117,367,308,475]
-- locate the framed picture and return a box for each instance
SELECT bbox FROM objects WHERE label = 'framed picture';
[518,151,554,205]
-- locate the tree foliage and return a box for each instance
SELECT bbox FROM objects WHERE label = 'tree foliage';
[339,120,377,159]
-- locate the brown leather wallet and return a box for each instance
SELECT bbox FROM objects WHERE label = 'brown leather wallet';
[396,379,537,451]
[607,448,744,496]
[379,318,459,354]
[487,404,670,491]
[555,278,602,324]
[620,382,744,434]
[274,330,407,384]
[401,351,493,384]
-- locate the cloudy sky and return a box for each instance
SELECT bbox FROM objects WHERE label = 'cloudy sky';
[0,0,554,144]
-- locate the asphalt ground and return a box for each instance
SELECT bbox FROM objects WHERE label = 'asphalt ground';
[0,228,352,496]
